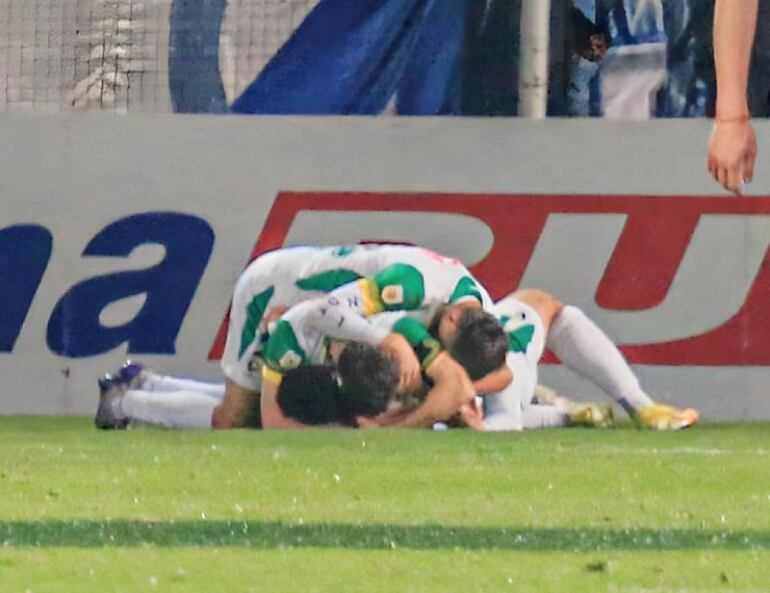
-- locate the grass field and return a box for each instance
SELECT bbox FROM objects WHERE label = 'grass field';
[1,418,769,592]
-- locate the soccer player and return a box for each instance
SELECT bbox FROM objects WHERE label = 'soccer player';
[212,244,504,429]
[271,363,392,428]
[95,244,508,429]
[95,311,480,430]
[707,0,758,194]
[258,305,480,429]
[100,284,698,432]
[267,285,697,432]
[483,289,699,431]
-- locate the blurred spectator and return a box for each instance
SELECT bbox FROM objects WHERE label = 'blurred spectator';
[567,6,609,116]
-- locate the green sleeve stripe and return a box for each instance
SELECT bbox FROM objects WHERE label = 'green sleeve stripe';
[262,320,308,372]
[238,286,275,358]
[416,339,442,371]
[295,269,363,293]
[392,317,430,347]
[392,318,442,371]
[449,276,483,305]
[372,263,425,311]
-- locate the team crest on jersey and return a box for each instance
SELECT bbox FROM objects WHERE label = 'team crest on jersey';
[279,350,303,370]
[381,285,405,306]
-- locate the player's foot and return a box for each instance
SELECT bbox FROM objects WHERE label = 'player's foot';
[636,404,699,430]
[568,402,614,428]
[533,384,576,410]
[115,360,147,389]
[94,375,129,430]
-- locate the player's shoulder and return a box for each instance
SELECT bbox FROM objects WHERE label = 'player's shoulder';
[241,246,311,272]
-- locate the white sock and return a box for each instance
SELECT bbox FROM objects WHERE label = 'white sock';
[484,402,569,431]
[142,372,225,400]
[546,306,654,413]
[521,404,570,429]
[119,389,220,429]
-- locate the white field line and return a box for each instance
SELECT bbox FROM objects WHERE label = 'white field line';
[586,446,769,456]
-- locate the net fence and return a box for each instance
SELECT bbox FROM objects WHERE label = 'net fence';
[0,0,319,113]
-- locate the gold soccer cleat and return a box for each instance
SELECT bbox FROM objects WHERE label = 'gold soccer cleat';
[568,403,615,428]
[636,404,699,431]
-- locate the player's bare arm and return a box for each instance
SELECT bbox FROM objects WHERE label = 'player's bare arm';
[473,364,513,395]
[390,352,476,429]
[288,291,423,393]
[708,0,759,194]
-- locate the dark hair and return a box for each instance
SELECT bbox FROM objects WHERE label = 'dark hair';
[449,308,508,381]
[276,365,350,426]
[336,342,398,419]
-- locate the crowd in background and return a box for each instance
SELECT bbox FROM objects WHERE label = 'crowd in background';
[226,0,770,119]
[3,0,768,118]
[465,0,764,118]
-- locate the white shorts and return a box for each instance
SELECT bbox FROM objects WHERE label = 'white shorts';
[483,296,546,431]
[220,248,319,391]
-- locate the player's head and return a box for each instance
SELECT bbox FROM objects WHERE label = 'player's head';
[276,365,349,426]
[336,342,399,419]
[435,305,508,381]
[276,343,397,425]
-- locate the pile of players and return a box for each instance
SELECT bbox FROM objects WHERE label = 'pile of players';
[95,244,698,432]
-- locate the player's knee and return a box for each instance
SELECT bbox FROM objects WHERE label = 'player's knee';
[211,404,239,429]
[514,288,564,329]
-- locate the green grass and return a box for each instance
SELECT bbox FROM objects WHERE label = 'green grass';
[1,419,769,592]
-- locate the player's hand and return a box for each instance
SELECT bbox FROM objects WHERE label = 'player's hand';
[708,118,757,194]
[457,399,484,430]
[379,333,422,394]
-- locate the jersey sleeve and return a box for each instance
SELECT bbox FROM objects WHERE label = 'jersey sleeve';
[390,317,442,371]
[262,319,309,374]
[387,248,490,310]
[323,263,427,316]
[264,296,391,374]
[318,251,491,319]
[448,276,485,305]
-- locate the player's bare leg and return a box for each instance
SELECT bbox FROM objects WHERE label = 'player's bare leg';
[514,289,697,430]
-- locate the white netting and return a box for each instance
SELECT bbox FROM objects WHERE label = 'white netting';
[0,0,319,113]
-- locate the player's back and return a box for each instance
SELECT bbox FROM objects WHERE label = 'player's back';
[240,244,492,317]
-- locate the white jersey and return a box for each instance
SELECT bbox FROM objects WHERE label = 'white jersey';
[483,296,546,432]
[261,307,440,379]
[222,244,489,390]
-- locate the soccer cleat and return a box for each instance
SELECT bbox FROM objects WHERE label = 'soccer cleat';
[94,375,129,430]
[568,402,615,428]
[533,384,576,411]
[636,404,699,431]
[115,360,147,389]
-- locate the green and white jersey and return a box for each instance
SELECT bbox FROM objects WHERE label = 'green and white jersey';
[261,298,390,374]
[299,245,493,323]
[222,244,489,391]
[261,302,441,379]
[492,296,546,365]
[483,296,547,432]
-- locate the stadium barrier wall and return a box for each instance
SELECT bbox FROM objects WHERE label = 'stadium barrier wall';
[2,114,769,420]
